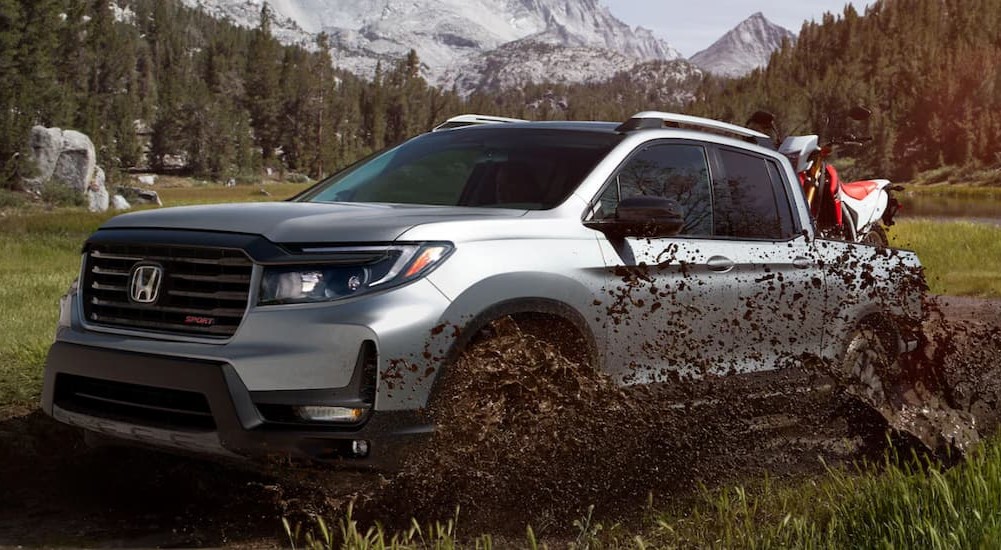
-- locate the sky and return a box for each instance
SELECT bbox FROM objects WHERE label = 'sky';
[602,1,877,57]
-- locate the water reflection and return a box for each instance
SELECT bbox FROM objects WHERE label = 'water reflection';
[900,193,1001,224]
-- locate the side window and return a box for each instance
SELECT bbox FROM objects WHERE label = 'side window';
[596,143,713,236]
[713,148,797,240]
[765,159,798,235]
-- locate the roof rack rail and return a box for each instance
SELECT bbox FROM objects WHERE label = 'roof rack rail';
[616,111,770,144]
[432,114,528,131]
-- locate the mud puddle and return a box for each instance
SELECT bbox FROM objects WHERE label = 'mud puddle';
[2,297,1000,547]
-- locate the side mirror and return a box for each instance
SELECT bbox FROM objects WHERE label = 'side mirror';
[585,196,685,238]
[848,106,872,121]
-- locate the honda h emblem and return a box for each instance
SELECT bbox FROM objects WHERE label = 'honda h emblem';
[129,264,163,304]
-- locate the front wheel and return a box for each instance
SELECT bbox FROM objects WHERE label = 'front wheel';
[861,224,888,247]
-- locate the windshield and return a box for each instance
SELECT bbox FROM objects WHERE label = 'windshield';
[298,127,622,210]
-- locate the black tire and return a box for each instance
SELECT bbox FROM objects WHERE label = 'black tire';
[842,325,980,460]
[843,326,896,408]
[862,224,889,247]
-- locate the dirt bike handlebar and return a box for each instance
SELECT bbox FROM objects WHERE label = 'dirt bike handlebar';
[828,135,873,147]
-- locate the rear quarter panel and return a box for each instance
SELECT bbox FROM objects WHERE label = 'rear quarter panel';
[815,239,925,361]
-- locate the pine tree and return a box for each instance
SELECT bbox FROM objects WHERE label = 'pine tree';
[245,3,283,164]
[0,0,25,185]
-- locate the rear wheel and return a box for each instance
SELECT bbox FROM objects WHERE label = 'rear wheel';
[843,326,897,408]
[861,224,888,247]
[842,324,979,460]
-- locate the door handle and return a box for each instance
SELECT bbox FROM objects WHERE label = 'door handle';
[792,256,814,269]
[706,256,735,273]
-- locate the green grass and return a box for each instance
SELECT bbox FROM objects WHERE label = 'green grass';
[157,182,306,205]
[0,210,113,405]
[652,440,1001,548]
[890,219,1001,297]
[642,445,1001,549]
[907,165,1001,190]
[902,184,1001,199]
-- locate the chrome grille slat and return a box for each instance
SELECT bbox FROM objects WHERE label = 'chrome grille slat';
[92,266,130,277]
[91,252,143,261]
[166,289,249,301]
[91,282,127,292]
[170,270,252,280]
[83,242,253,339]
[90,297,246,317]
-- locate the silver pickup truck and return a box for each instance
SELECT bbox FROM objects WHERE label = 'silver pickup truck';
[41,112,924,467]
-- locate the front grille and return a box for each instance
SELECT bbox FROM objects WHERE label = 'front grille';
[82,243,253,338]
[54,374,216,430]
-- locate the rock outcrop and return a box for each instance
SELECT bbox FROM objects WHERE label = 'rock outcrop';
[27,126,110,212]
[116,186,162,206]
[111,194,132,211]
[86,166,110,212]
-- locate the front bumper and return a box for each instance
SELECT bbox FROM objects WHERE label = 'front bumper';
[41,342,433,469]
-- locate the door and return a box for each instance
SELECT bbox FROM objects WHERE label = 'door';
[590,141,743,385]
[708,146,827,375]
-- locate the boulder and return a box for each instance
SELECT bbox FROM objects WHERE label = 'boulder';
[111,194,131,211]
[26,126,109,211]
[53,130,97,192]
[27,126,63,184]
[28,126,97,193]
[117,186,162,206]
[137,174,157,186]
[86,167,109,212]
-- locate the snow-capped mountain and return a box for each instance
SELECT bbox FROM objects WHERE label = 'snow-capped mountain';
[690,13,796,78]
[179,0,683,89]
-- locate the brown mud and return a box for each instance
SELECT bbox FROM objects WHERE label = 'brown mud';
[1,296,1000,547]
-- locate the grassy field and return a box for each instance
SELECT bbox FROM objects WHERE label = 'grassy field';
[890,219,1001,297]
[902,184,1001,199]
[156,181,305,205]
[0,210,113,404]
[906,165,1001,190]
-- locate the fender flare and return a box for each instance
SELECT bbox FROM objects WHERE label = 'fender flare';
[425,297,601,406]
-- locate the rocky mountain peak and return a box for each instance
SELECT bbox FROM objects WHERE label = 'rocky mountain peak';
[690,12,796,78]
[180,0,683,85]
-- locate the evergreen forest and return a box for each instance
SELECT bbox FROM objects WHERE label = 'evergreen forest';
[2,0,999,187]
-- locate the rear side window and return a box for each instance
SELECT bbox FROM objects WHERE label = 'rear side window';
[713,148,797,240]
[595,143,713,236]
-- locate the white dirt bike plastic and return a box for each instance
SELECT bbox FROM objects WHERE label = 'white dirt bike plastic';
[840,179,891,241]
[779,135,891,243]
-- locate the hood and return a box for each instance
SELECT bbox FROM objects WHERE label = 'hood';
[100,202,527,244]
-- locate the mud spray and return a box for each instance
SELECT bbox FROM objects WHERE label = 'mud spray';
[271,247,999,537]
[268,300,995,539]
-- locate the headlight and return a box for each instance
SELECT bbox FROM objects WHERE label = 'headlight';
[258,243,453,305]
